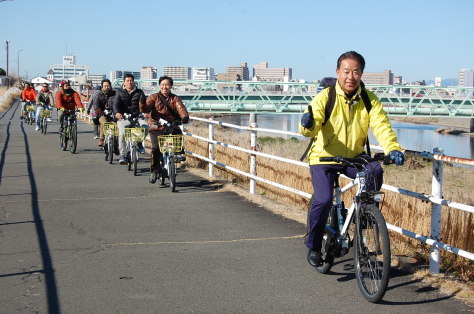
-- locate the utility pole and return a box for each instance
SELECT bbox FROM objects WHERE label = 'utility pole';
[5,40,10,86]
[17,49,24,80]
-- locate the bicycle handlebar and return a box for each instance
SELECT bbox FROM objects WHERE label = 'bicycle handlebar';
[320,153,393,166]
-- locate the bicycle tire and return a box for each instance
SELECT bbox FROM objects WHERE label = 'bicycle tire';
[108,137,114,164]
[127,149,132,171]
[169,156,176,192]
[159,154,166,186]
[60,128,68,151]
[69,124,77,154]
[42,118,47,134]
[354,204,390,303]
[132,145,138,176]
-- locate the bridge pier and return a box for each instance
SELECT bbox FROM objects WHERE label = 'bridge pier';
[471,118,474,133]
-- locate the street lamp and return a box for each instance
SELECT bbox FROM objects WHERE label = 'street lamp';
[17,49,24,80]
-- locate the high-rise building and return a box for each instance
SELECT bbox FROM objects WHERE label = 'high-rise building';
[192,67,214,81]
[163,66,191,80]
[458,69,474,87]
[362,70,393,85]
[109,70,141,82]
[88,74,106,88]
[49,55,89,82]
[141,66,158,88]
[226,62,249,81]
[252,62,292,82]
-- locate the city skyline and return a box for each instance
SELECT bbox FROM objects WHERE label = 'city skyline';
[1,0,473,83]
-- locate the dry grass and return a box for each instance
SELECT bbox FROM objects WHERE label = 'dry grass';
[0,87,21,112]
[185,119,474,283]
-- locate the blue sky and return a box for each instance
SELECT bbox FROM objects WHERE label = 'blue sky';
[1,0,473,82]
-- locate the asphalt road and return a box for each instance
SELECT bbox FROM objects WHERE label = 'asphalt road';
[0,100,471,313]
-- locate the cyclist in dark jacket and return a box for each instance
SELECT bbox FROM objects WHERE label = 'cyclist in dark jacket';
[92,79,116,146]
[113,74,148,164]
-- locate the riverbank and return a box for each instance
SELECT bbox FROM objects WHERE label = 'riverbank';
[390,116,471,130]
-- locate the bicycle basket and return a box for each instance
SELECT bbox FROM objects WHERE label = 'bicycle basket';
[124,127,146,142]
[40,109,51,118]
[158,134,184,153]
[104,122,118,136]
[26,105,36,112]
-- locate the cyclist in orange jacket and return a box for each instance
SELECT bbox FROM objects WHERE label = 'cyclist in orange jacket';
[20,82,37,119]
[56,81,83,132]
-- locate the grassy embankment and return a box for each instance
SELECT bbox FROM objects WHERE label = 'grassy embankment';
[184,116,474,282]
[0,87,21,112]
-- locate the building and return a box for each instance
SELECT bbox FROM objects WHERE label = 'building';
[216,72,241,91]
[163,66,191,81]
[88,74,106,88]
[192,67,214,81]
[141,66,158,88]
[226,62,249,81]
[434,77,442,87]
[109,70,141,82]
[458,69,474,87]
[49,55,89,82]
[252,62,292,82]
[361,70,393,85]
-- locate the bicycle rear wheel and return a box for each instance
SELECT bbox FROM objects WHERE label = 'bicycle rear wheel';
[69,124,77,154]
[169,156,176,192]
[354,204,390,303]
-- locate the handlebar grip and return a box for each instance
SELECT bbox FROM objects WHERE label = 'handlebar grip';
[319,157,336,162]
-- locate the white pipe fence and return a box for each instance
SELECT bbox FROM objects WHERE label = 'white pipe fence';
[185,115,474,274]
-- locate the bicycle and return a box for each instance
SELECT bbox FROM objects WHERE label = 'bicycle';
[25,102,36,125]
[39,106,52,134]
[102,110,117,164]
[59,110,78,154]
[307,153,394,303]
[158,121,184,192]
[123,113,146,176]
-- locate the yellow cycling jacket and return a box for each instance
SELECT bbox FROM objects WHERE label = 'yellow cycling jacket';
[299,82,401,165]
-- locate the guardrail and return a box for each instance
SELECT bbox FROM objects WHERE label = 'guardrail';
[185,115,474,274]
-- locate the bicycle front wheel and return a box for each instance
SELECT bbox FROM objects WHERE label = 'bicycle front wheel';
[60,128,68,151]
[107,137,114,164]
[169,156,176,192]
[42,118,47,134]
[132,145,138,175]
[69,124,77,154]
[354,204,390,303]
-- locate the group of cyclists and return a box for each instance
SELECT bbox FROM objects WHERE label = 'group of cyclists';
[20,74,189,184]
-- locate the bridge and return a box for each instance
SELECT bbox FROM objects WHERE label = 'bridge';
[112,79,474,118]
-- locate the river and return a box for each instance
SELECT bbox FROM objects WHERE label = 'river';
[216,114,474,160]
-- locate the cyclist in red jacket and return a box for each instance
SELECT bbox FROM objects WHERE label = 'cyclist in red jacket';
[55,81,83,132]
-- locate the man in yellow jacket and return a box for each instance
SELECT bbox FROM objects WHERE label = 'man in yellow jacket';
[299,51,404,267]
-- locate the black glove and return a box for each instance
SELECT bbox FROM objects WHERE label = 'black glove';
[182,116,189,124]
[301,105,314,129]
[389,150,404,166]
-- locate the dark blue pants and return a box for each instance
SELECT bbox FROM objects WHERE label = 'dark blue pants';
[306,155,383,250]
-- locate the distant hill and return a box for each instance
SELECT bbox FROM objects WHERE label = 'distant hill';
[425,78,458,86]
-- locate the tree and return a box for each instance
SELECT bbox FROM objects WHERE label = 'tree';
[0,68,5,76]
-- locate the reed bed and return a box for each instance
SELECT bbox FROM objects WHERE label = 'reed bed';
[185,118,474,281]
[0,87,21,112]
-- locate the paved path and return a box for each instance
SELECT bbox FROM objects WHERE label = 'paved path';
[0,100,471,313]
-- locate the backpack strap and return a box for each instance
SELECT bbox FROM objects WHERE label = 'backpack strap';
[158,93,181,121]
[360,88,372,156]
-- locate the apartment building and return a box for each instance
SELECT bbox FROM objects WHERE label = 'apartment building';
[192,67,214,81]
[252,62,292,82]
[49,55,89,82]
[226,62,249,81]
[141,66,158,88]
[163,66,191,80]
[88,74,106,88]
[109,70,141,82]
[458,69,474,87]
[361,70,393,85]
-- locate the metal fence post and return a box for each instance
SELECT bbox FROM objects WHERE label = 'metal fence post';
[250,114,257,194]
[430,147,444,274]
[209,116,215,177]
